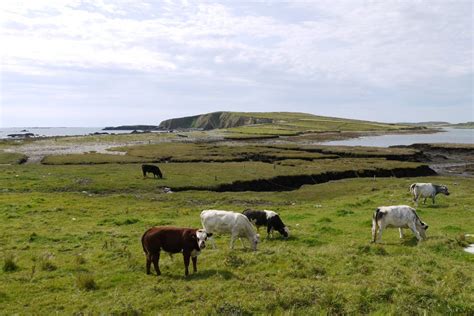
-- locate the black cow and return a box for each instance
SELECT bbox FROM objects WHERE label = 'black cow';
[142,164,163,179]
[242,209,289,238]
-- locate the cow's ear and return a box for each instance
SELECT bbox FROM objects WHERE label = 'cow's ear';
[207,233,213,237]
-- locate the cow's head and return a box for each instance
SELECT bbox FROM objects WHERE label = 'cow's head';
[417,221,429,240]
[251,234,260,251]
[195,229,212,249]
[436,185,450,196]
[278,226,290,238]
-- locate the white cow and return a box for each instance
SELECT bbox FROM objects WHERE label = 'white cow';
[371,205,429,243]
[410,183,449,205]
[200,210,260,251]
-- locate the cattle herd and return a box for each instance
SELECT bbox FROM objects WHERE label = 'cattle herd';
[140,166,450,277]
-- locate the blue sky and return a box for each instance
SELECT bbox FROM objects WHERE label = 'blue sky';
[0,0,472,127]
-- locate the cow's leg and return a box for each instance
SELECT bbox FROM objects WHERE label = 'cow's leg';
[423,197,427,204]
[371,220,377,243]
[146,253,152,274]
[267,225,272,239]
[408,222,422,241]
[151,252,161,276]
[143,170,146,177]
[376,224,384,242]
[399,228,404,239]
[230,233,237,249]
[183,252,190,276]
[372,218,378,242]
[238,238,246,249]
[208,235,216,249]
[192,256,198,273]
[432,195,436,204]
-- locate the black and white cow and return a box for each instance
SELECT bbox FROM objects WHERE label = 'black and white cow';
[410,183,449,205]
[372,205,429,243]
[242,209,289,238]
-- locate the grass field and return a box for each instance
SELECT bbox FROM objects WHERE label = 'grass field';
[1,159,429,193]
[1,136,473,315]
[1,175,472,314]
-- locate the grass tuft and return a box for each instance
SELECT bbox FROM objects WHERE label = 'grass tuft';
[3,254,19,272]
[224,253,245,268]
[75,254,86,265]
[39,253,57,271]
[214,302,252,316]
[76,273,97,291]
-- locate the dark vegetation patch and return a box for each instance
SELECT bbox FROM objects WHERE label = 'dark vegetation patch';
[336,209,354,217]
[3,254,19,272]
[76,273,97,291]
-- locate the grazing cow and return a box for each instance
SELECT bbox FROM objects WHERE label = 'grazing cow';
[141,226,211,276]
[200,210,260,251]
[142,164,163,179]
[242,209,289,238]
[410,183,449,205]
[372,205,429,243]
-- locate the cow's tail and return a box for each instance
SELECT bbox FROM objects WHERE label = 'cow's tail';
[409,183,416,194]
[372,208,381,243]
[410,207,421,223]
[141,229,150,255]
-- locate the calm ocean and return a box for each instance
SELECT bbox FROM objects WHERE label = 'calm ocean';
[321,128,473,147]
[0,127,135,139]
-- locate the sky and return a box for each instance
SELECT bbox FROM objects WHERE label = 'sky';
[0,0,472,127]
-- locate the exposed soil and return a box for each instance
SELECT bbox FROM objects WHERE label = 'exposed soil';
[393,144,474,177]
[171,165,436,192]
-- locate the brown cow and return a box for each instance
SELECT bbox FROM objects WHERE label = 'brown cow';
[141,226,211,276]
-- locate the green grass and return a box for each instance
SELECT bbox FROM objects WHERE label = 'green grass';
[0,134,472,314]
[0,158,427,193]
[221,112,413,137]
[159,111,418,136]
[0,151,27,164]
[88,142,338,163]
[0,176,472,314]
[41,153,150,165]
[64,142,414,164]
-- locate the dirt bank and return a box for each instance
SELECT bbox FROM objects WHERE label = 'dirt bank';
[171,165,436,192]
[393,144,474,177]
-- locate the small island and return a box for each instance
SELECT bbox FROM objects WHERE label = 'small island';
[102,125,159,131]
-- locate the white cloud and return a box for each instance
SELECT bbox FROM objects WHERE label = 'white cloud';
[0,0,472,126]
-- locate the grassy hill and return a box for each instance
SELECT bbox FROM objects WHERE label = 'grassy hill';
[158,111,415,136]
[448,122,474,129]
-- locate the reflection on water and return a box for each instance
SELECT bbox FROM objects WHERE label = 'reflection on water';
[322,128,474,147]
